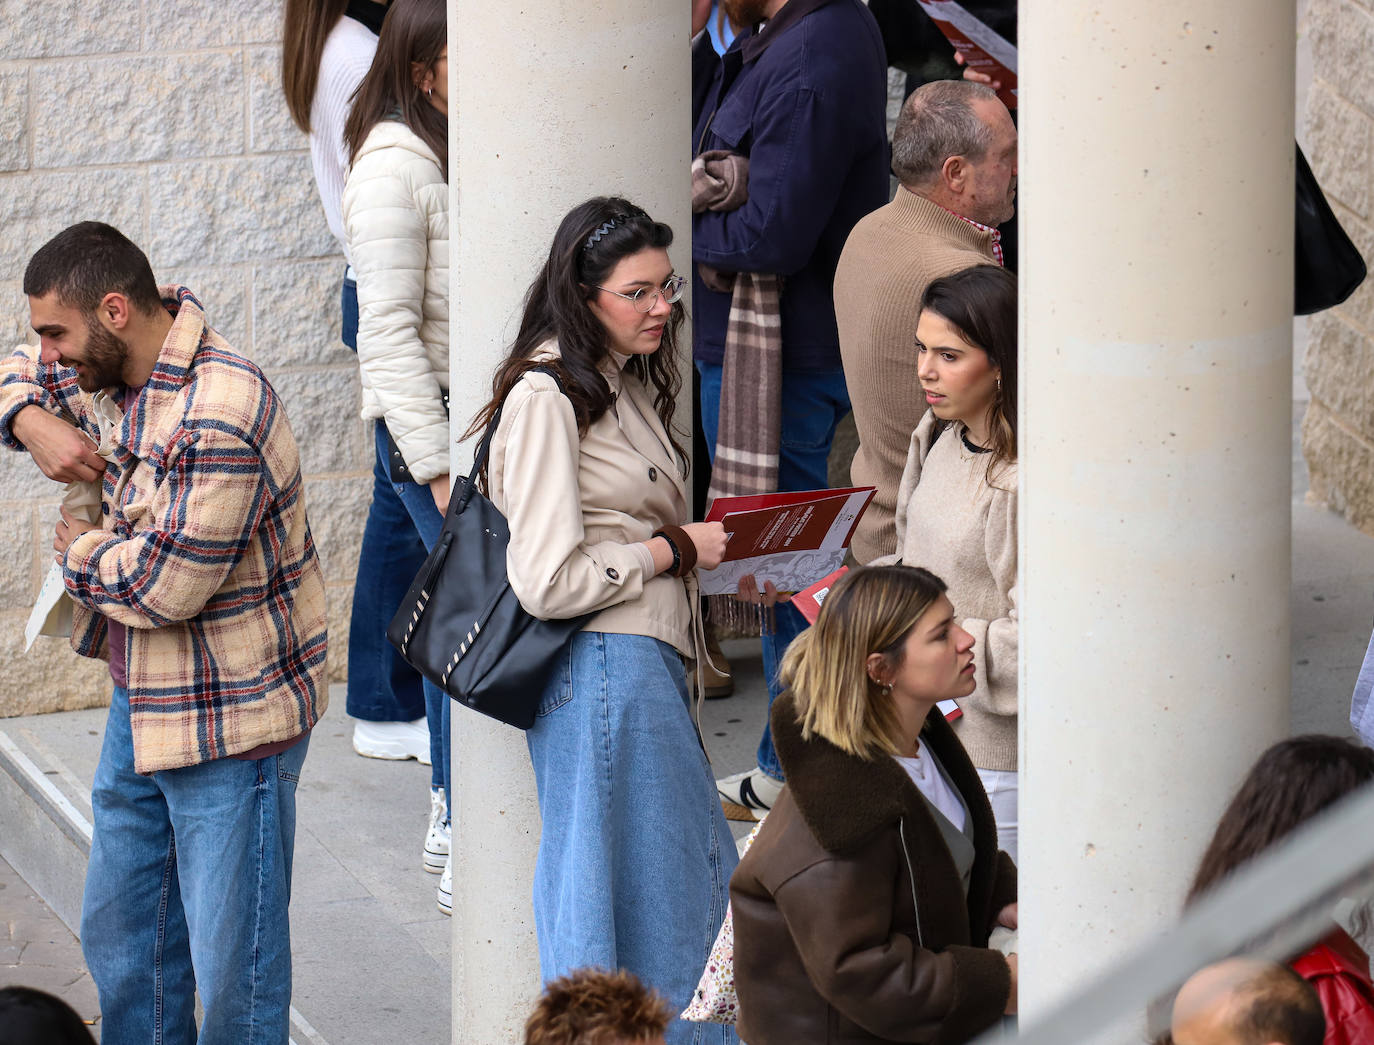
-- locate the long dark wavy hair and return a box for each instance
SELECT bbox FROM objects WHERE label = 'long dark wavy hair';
[1186,734,1374,904]
[343,0,447,178]
[921,264,1017,485]
[466,197,687,473]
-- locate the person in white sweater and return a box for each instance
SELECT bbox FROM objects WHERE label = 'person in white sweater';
[340,0,453,913]
[284,2,437,777]
[876,264,1020,861]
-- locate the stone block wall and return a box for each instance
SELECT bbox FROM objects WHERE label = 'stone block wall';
[0,0,368,715]
[1302,0,1374,534]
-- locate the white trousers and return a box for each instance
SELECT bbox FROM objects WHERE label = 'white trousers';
[976,767,1019,865]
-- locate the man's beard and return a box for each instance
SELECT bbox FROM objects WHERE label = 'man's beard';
[73,319,130,392]
[721,0,771,29]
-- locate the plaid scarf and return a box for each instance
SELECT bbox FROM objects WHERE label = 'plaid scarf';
[708,272,782,499]
[691,150,784,501]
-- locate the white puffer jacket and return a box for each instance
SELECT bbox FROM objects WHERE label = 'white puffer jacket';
[342,119,450,483]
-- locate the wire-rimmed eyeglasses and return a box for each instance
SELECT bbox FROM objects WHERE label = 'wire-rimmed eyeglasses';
[594,275,686,313]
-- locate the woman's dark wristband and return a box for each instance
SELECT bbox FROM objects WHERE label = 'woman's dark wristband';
[653,525,697,577]
[656,532,681,576]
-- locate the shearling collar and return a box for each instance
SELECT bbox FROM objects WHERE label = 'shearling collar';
[770,691,987,855]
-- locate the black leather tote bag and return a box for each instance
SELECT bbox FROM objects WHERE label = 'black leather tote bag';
[1295,141,1367,316]
[387,368,591,728]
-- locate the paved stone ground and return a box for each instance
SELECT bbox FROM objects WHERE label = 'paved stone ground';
[0,855,101,1041]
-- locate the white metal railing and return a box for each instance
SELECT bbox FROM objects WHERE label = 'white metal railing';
[976,779,1374,1044]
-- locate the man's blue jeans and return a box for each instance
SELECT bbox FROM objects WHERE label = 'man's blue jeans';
[696,361,850,782]
[82,686,308,1045]
[380,419,452,809]
[342,274,428,727]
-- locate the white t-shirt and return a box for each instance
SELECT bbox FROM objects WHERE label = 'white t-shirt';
[893,748,966,833]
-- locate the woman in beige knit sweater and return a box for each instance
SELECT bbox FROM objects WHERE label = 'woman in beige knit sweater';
[875,264,1020,860]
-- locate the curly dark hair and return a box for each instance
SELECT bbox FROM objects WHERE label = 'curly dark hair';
[523,967,672,1045]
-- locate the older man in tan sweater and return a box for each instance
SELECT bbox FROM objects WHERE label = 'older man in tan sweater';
[837,79,1016,563]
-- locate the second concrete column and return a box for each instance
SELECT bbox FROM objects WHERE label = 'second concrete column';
[1018,1,1296,1035]
[448,6,691,1040]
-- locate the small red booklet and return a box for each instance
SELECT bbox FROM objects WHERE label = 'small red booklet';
[793,566,849,626]
[698,487,874,597]
[917,0,1018,109]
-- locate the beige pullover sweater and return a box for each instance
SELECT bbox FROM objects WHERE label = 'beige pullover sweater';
[876,412,1018,772]
[835,187,1000,564]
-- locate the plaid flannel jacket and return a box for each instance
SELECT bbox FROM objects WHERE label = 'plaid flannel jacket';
[0,287,328,773]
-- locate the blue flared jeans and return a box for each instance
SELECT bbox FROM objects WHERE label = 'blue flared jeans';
[377,419,453,806]
[526,632,737,1045]
[81,686,308,1045]
[341,273,429,730]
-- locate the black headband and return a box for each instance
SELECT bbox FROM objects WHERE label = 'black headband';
[582,214,634,255]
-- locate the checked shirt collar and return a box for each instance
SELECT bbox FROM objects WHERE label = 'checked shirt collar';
[934,202,1005,268]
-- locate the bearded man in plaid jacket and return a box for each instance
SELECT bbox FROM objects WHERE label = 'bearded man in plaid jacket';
[0,222,328,1045]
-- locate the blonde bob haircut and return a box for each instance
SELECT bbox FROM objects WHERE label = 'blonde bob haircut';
[779,565,948,760]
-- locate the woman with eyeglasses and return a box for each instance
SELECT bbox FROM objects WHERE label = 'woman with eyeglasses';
[340,0,454,911]
[470,196,737,1044]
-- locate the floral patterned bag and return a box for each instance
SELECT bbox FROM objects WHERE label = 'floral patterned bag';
[682,820,766,1023]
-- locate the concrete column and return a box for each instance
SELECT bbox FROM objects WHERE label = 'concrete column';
[1018,0,1296,1030]
[447,7,690,1041]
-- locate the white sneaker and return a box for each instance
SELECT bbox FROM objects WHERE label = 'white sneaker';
[437,856,452,916]
[716,766,784,822]
[423,788,450,873]
[352,718,432,765]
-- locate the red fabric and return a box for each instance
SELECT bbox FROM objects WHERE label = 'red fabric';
[933,201,1006,267]
[1292,930,1374,1045]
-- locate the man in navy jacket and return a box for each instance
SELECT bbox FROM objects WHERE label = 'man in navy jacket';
[692,0,889,813]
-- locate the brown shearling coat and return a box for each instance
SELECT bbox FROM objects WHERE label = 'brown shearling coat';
[730,694,1017,1044]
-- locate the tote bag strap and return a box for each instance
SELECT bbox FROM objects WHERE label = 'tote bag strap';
[458,364,567,515]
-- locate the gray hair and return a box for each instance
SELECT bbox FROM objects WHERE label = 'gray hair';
[891,79,1000,189]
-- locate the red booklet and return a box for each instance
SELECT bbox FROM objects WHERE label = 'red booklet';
[698,487,874,596]
[917,0,1018,109]
[793,566,849,626]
